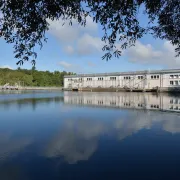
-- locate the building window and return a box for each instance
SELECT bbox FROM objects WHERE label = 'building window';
[175,106,179,110]
[110,77,116,80]
[154,75,156,79]
[98,77,103,81]
[151,76,153,79]
[175,75,178,78]
[170,75,173,79]
[170,106,173,110]
[170,81,174,85]
[157,75,159,79]
[124,76,131,80]
[138,76,143,79]
[175,99,178,104]
[175,81,179,85]
[87,78,92,81]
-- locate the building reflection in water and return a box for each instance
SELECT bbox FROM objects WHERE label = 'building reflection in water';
[64,91,180,113]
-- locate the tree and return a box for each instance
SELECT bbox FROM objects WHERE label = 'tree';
[0,68,71,87]
[0,0,179,65]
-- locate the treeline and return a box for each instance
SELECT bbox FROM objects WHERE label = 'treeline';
[0,68,75,87]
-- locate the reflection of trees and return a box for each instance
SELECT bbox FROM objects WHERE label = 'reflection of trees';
[45,111,180,164]
[0,96,64,111]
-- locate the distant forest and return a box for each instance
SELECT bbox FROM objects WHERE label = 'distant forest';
[0,68,75,87]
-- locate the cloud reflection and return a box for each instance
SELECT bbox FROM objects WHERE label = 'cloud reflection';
[44,110,180,164]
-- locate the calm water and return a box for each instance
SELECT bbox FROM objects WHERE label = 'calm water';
[1,90,180,180]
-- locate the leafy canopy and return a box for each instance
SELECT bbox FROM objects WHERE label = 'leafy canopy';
[0,67,75,87]
[0,0,179,65]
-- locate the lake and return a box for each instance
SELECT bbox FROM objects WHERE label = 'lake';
[0,90,180,180]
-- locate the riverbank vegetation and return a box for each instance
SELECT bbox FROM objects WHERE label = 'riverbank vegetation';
[0,68,75,87]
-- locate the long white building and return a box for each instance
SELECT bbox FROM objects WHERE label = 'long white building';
[64,69,180,92]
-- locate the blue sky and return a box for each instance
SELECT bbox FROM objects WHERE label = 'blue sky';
[0,9,179,73]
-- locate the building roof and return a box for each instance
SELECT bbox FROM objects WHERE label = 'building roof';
[64,69,180,78]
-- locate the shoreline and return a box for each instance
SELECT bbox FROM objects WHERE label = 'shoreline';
[0,86,63,91]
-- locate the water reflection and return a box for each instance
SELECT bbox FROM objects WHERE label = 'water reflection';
[0,96,64,111]
[0,91,180,179]
[44,112,180,164]
[64,91,180,113]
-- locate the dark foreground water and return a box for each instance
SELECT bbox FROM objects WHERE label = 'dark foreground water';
[1,90,180,180]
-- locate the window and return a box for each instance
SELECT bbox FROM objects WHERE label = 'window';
[170,106,173,110]
[175,99,178,104]
[170,81,174,85]
[170,75,173,79]
[157,75,159,79]
[175,75,178,78]
[170,99,173,104]
[87,78,92,81]
[129,77,131,79]
[141,76,143,79]
[98,77,103,81]
[175,81,178,85]
[175,106,178,110]
[110,77,116,80]
[151,76,154,79]
[154,75,156,79]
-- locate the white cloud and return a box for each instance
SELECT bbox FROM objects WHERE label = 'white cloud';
[48,16,103,56]
[48,19,79,43]
[48,15,180,67]
[0,65,13,69]
[76,33,103,55]
[64,45,74,55]
[58,61,73,68]
[126,41,180,67]
[57,61,83,72]
[48,16,98,44]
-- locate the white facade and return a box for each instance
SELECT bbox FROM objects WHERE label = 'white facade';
[64,69,180,90]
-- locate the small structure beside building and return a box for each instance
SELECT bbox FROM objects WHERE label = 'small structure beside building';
[64,69,180,92]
